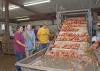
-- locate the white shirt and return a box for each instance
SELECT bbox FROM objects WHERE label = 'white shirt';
[92,36,96,42]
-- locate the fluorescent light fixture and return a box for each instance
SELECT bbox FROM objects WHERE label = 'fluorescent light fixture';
[3,5,19,11]
[16,18,30,21]
[24,0,50,6]
[15,16,29,19]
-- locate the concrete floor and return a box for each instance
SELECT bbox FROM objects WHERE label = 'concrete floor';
[0,54,16,71]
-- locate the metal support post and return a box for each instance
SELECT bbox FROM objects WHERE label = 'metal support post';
[4,0,11,54]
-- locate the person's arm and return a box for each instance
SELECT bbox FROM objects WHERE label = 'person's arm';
[48,30,51,36]
[47,29,50,36]
[16,40,25,47]
[37,29,40,40]
[33,32,36,48]
[15,33,25,48]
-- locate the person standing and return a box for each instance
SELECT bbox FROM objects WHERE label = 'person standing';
[13,26,25,71]
[37,25,50,49]
[32,25,40,41]
[23,24,35,57]
[32,25,35,33]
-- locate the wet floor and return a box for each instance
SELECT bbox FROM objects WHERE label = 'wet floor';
[0,54,16,71]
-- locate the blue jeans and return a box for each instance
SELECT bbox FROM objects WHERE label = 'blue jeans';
[15,51,24,71]
[40,43,48,49]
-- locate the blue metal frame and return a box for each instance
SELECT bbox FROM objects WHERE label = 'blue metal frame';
[87,9,93,43]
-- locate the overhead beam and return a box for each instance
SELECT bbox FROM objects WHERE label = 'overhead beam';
[0,13,56,23]
[8,0,39,14]
[15,12,56,23]
[0,19,16,23]
[91,8,100,12]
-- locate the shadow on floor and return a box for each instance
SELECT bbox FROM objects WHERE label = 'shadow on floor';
[0,54,16,71]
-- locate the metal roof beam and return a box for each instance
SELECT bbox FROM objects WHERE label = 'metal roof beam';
[15,12,56,23]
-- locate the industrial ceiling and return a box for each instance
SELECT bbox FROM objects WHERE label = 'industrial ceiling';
[0,0,100,20]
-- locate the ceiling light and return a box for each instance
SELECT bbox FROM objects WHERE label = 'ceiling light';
[3,5,19,11]
[9,6,19,10]
[24,0,50,6]
[16,18,30,21]
[15,16,29,19]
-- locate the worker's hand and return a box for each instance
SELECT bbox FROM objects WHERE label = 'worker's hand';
[92,43,98,49]
[22,44,26,48]
[37,36,39,40]
[96,39,100,43]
